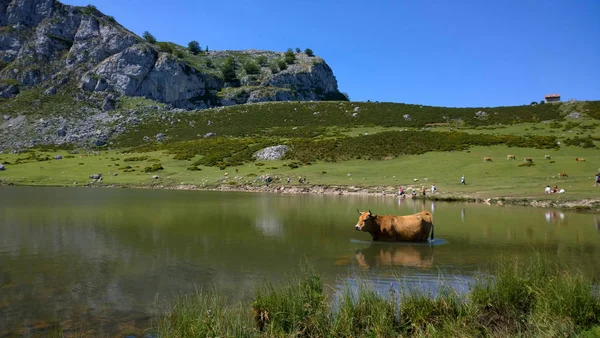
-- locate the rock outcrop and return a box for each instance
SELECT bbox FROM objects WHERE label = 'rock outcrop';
[0,0,344,110]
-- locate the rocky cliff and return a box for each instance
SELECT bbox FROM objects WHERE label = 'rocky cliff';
[0,0,344,109]
[0,0,346,150]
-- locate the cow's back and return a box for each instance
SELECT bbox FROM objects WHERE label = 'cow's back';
[377,211,433,242]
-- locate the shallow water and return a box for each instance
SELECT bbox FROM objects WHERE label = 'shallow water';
[0,187,598,336]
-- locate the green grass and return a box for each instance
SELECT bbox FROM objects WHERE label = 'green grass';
[154,257,600,337]
[1,143,599,200]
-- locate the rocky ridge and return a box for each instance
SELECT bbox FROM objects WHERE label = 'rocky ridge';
[0,0,345,150]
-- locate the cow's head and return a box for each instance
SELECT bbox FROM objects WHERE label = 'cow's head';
[355,209,377,232]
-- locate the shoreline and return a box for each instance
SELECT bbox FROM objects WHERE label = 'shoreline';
[2,180,599,212]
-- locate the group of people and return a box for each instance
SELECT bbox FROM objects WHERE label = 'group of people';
[544,185,564,194]
[397,184,436,198]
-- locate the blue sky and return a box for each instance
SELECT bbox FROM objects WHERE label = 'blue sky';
[64,0,599,107]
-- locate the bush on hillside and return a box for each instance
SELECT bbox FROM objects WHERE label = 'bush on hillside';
[277,59,287,70]
[243,61,260,75]
[221,57,237,83]
[284,49,295,64]
[188,40,201,55]
[143,31,157,44]
[256,55,268,66]
[305,48,314,57]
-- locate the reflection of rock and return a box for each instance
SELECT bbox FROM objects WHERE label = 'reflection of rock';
[254,215,284,238]
[353,243,434,269]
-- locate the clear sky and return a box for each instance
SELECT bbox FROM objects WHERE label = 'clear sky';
[64,0,599,107]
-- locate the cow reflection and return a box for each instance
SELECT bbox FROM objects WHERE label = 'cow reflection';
[354,243,434,270]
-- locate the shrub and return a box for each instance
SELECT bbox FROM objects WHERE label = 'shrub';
[269,63,279,74]
[143,31,157,44]
[256,55,268,66]
[304,48,314,57]
[277,59,287,70]
[187,40,201,55]
[143,163,163,172]
[156,42,174,54]
[221,57,237,82]
[284,49,296,64]
[186,166,202,171]
[123,156,149,162]
[243,61,260,75]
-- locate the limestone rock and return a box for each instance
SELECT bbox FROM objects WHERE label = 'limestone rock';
[254,145,289,161]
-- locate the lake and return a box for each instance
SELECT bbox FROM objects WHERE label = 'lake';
[0,187,598,336]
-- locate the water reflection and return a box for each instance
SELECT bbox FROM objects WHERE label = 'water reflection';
[355,243,434,270]
[1,187,599,336]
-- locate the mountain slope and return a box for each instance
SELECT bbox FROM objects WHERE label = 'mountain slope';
[0,0,345,110]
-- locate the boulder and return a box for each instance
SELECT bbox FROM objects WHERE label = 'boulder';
[89,173,102,179]
[53,154,62,160]
[0,163,5,170]
[254,145,289,161]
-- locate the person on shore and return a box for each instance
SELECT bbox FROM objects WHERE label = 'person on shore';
[421,186,426,196]
[553,185,558,193]
[398,186,404,196]
[595,172,600,187]
[287,177,290,184]
[461,175,466,185]
[545,185,552,194]
[431,184,436,194]
[411,189,417,198]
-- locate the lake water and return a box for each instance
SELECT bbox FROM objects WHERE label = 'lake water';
[0,187,599,336]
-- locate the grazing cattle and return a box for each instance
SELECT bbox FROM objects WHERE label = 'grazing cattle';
[545,155,551,160]
[524,157,533,162]
[558,172,568,178]
[507,155,516,160]
[484,157,493,162]
[355,209,434,242]
[576,157,585,162]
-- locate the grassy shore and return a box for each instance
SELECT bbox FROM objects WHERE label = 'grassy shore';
[1,143,599,211]
[154,257,600,337]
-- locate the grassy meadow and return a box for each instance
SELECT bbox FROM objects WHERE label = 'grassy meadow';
[154,257,600,337]
[1,100,599,204]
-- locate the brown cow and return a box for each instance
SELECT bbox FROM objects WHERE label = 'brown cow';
[576,157,585,162]
[558,172,568,178]
[355,209,434,242]
[507,155,516,160]
[484,157,493,162]
[524,157,533,162]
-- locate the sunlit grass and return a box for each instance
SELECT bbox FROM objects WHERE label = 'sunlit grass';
[155,257,600,337]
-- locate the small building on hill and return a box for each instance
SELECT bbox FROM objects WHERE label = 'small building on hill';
[545,94,561,103]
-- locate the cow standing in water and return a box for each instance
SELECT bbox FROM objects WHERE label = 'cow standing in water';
[354,210,434,242]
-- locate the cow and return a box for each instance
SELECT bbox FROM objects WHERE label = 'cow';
[545,155,551,160]
[355,209,434,242]
[484,157,493,162]
[507,155,516,160]
[576,158,585,162]
[524,157,533,162]
[558,172,568,178]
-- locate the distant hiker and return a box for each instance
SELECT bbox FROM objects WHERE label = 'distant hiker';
[287,177,290,184]
[461,175,466,185]
[235,168,238,174]
[431,185,436,194]
[595,172,600,186]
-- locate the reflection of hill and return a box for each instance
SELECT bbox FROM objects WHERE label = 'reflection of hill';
[354,243,434,270]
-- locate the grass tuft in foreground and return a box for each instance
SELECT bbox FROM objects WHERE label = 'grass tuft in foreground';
[155,256,600,337]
